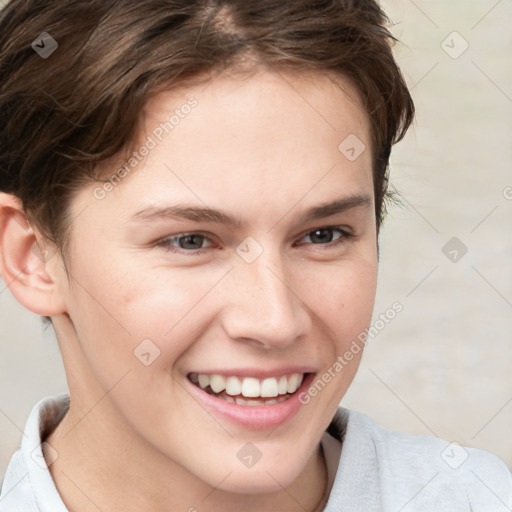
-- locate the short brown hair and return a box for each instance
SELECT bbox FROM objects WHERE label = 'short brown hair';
[0,0,414,260]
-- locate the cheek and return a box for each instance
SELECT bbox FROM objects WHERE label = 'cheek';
[341,258,378,336]
[299,257,377,407]
[334,258,378,375]
[64,258,228,379]
[303,256,378,345]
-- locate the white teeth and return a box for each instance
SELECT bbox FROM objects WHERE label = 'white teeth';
[260,378,279,397]
[198,374,210,389]
[241,398,263,406]
[241,377,260,397]
[190,372,305,399]
[234,396,288,406]
[209,375,226,393]
[225,376,242,396]
[278,376,288,395]
[287,373,302,393]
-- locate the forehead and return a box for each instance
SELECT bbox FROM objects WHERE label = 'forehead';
[143,67,369,147]
[76,68,373,227]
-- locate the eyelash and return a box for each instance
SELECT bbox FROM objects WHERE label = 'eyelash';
[154,226,355,255]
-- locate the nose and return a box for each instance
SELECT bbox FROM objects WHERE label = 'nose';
[220,250,311,350]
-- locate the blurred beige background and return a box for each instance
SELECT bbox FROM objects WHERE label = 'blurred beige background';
[1,0,511,477]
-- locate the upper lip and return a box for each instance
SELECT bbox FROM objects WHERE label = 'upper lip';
[187,367,317,379]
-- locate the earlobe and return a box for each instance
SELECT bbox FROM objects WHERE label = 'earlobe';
[0,193,67,316]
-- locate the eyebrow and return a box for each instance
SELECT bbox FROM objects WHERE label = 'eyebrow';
[130,194,372,229]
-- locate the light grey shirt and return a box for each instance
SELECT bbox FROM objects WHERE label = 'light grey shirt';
[1,394,511,511]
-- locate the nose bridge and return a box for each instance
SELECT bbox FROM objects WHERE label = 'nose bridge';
[223,245,309,347]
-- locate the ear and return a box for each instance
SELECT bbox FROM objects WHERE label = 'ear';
[0,193,67,316]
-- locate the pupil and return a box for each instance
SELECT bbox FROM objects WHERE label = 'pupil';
[312,229,332,243]
[181,235,202,249]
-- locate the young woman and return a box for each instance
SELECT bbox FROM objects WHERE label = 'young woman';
[0,1,510,511]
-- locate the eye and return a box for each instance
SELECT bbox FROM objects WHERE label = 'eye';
[154,225,354,256]
[155,232,214,254]
[296,226,354,248]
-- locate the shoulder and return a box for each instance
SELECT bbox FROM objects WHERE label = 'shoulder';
[327,408,512,511]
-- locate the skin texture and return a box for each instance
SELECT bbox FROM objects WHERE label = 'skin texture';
[0,68,378,511]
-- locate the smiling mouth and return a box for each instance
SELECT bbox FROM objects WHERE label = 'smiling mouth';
[188,372,306,406]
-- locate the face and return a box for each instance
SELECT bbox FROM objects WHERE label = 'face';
[53,68,377,492]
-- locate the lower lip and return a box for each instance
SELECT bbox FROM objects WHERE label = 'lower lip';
[186,373,315,430]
